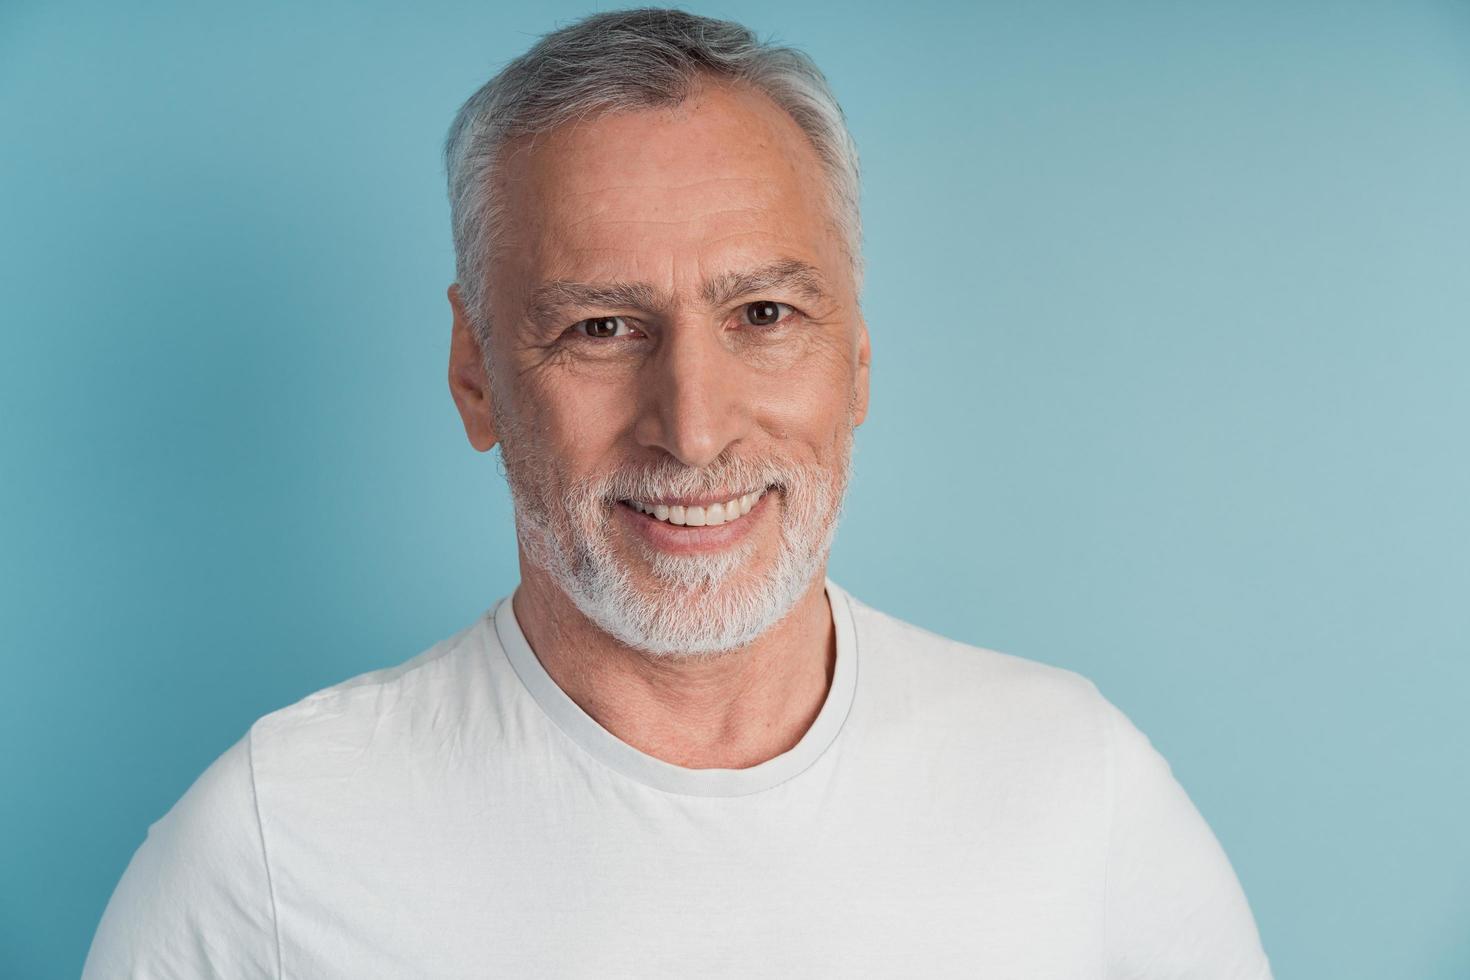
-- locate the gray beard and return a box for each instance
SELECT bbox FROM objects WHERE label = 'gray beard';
[502,433,852,658]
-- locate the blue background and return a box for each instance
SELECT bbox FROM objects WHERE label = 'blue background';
[3,1,1468,976]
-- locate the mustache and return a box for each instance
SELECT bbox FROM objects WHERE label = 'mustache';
[573,452,812,505]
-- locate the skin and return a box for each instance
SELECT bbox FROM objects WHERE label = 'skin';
[447,82,870,769]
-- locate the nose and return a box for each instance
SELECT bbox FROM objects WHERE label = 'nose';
[634,321,748,468]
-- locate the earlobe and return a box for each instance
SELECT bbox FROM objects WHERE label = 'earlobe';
[447,284,500,452]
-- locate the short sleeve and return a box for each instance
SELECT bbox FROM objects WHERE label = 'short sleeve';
[82,730,280,979]
[1101,697,1273,979]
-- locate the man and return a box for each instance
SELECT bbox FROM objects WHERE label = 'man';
[84,8,1272,978]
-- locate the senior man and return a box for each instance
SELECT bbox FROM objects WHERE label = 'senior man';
[84,8,1272,978]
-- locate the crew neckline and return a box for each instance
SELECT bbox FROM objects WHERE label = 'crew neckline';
[491,579,859,798]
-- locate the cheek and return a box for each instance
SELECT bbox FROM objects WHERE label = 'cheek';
[747,338,858,444]
[519,370,641,472]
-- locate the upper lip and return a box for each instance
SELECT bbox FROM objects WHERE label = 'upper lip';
[621,488,766,508]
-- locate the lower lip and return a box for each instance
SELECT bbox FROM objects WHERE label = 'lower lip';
[616,492,771,555]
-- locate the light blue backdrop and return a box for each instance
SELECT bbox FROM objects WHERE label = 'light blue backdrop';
[3,1,1467,976]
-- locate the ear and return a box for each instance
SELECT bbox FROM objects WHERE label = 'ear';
[851,315,871,427]
[447,284,499,452]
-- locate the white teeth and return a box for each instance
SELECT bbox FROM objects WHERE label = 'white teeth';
[628,490,765,527]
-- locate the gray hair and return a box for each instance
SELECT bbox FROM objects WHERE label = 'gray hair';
[443,7,863,349]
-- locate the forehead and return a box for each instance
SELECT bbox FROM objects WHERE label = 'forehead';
[491,83,844,290]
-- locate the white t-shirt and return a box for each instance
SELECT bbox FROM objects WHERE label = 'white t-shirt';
[83,581,1272,978]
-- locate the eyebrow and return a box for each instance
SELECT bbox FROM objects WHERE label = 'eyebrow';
[700,259,833,308]
[526,280,667,327]
[524,259,834,326]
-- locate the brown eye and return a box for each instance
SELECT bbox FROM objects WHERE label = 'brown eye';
[577,316,630,338]
[744,301,791,326]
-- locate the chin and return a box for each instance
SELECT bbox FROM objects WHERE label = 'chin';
[564,545,826,658]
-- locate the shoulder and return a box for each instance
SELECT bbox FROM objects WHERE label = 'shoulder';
[84,610,505,976]
[839,585,1110,730]
[247,612,500,779]
[130,732,265,874]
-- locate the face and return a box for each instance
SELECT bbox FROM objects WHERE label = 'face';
[449,82,870,657]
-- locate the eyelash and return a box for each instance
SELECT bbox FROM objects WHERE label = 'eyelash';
[574,316,637,340]
[571,302,799,340]
[742,301,796,328]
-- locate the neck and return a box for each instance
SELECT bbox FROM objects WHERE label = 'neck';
[511,561,836,770]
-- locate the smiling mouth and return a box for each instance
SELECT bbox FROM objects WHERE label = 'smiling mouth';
[622,488,768,527]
